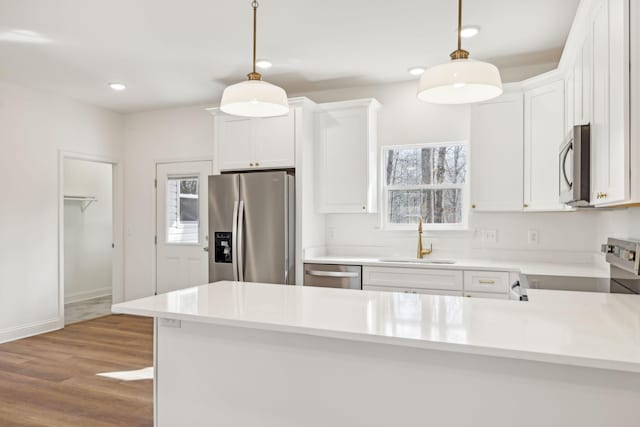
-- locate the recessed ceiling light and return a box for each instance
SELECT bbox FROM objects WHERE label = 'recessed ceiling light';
[108,82,127,91]
[408,67,425,76]
[460,26,480,38]
[256,59,273,69]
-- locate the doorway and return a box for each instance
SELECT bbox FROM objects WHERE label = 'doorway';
[155,161,213,295]
[62,157,115,325]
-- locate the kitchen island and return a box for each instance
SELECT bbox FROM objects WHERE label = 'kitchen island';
[113,281,640,427]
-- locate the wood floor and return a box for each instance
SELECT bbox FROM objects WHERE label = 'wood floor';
[0,315,153,427]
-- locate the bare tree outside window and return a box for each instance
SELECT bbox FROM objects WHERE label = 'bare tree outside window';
[384,144,467,227]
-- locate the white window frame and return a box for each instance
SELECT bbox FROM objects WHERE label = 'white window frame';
[381,141,470,231]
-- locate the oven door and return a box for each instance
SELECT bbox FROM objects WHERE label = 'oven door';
[558,136,574,204]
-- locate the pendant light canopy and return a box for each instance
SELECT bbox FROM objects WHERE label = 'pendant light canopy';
[417,0,502,104]
[220,1,289,117]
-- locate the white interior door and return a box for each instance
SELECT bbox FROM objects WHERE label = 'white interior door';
[156,161,213,294]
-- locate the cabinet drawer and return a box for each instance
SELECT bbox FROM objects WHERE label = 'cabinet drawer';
[363,267,463,291]
[464,291,510,300]
[464,271,510,293]
[364,285,463,297]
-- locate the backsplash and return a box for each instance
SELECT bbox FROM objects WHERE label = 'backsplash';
[324,208,635,265]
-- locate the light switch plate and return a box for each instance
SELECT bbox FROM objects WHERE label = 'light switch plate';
[528,230,539,245]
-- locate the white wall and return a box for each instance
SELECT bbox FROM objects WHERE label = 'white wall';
[64,159,113,303]
[0,80,122,343]
[123,106,213,300]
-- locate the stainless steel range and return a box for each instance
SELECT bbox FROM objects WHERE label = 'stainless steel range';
[603,238,640,294]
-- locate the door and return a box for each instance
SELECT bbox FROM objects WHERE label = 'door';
[156,161,213,294]
[208,174,239,283]
[216,116,253,171]
[524,80,566,211]
[470,92,524,211]
[253,113,295,169]
[238,172,291,284]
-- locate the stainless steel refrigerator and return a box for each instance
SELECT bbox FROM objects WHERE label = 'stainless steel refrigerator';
[208,171,295,285]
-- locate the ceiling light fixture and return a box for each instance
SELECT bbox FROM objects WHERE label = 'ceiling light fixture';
[108,82,127,91]
[408,67,426,76]
[460,25,480,38]
[417,0,502,104]
[256,59,273,69]
[220,1,288,118]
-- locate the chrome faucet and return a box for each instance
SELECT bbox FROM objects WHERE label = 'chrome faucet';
[417,217,433,259]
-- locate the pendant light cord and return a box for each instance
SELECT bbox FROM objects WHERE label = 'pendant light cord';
[450,0,469,60]
[457,0,462,52]
[252,1,258,74]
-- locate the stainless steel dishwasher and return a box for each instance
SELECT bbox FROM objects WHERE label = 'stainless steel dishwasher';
[303,263,362,290]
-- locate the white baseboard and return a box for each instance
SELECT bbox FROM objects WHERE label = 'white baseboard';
[65,287,112,304]
[0,317,62,344]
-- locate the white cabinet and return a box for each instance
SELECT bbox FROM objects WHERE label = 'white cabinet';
[363,266,463,292]
[463,271,510,294]
[523,79,567,211]
[464,292,510,300]
[315,99,380,213]
[213,111,295,171]
[591,0,630,206]
[363,285,463,297]
[470,91,524,211]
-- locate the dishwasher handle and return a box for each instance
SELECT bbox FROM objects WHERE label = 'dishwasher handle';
[306,270,360,279]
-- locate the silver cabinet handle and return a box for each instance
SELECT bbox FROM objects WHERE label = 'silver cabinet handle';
[237,200,245,282]
[305,270,360,278]
[203,247,209,252]
[231,200,239,281]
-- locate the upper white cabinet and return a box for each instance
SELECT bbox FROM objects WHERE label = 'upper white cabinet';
[315,99,381,213]
[212,110,295,171]
[590,0,630,206]
[470,91,524,211]
[523,79,568,211]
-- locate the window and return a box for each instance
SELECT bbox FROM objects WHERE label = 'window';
[166,176,200,243]
[383,142,468,230]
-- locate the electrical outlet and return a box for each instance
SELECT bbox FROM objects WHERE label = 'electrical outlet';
[528,230,539,245]
[484,229,498,243]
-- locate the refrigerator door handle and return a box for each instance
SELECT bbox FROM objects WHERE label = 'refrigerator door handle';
[231,200,239,281]
[237,200,245,282]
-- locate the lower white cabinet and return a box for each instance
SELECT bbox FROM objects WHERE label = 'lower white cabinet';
[363,285,463,297]
[463,271,510,294]
[464,292,510,300]
[363,266,511,299]
[363,266,463,292]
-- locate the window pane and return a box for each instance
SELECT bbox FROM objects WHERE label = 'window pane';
[167,176,199,244]
[385,145,467,185]
[388,189,463,225]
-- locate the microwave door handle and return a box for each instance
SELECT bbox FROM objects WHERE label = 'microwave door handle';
[561,143,573,189]
[231,200,239,281]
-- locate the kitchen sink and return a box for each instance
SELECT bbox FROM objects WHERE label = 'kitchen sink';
[376,257,456,265]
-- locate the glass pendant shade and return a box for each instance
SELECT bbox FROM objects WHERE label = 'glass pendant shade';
[220,79,289,117]
[417,58,503,104]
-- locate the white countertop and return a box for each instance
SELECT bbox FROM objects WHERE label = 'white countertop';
[303,256,610,278]
[113,281,640,372]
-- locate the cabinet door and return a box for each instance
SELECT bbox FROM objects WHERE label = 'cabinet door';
[253,113,295,169]
[470,92,524,211]
[363,266,463,291]
[591,0,630,205]
[464,292,510,300]
[316,108,371,213]
[524,80,566,211]
[216,117,254,171]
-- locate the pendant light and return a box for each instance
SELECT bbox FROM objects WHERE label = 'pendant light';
[417,0,502,104]
[220,1,289,117]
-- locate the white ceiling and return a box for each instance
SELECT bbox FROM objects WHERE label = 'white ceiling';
[0,0,580,113]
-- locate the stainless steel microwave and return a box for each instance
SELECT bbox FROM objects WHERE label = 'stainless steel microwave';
[559,124,590,207]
